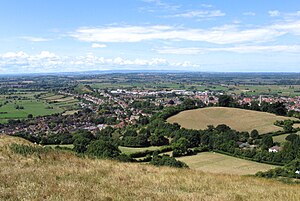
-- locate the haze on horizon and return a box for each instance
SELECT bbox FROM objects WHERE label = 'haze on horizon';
[1,0,300,74]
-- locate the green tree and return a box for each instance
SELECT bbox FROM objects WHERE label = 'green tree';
[86,140,121,158]
[73,137,91,153]
[218,95,234,107]
[150,155,188,168]
[250,129,259,139]
[172,137,189,157]
[261,135,273,148]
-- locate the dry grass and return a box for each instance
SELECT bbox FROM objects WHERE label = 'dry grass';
[1,135,299,201]
[167,107,296,134]
[293,123,300,129]
[177,152,277,175]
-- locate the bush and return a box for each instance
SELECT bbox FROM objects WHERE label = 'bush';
[150,155,188,168]
[115,154,134,162]
[86,140,121,158]
[10,143,51,156]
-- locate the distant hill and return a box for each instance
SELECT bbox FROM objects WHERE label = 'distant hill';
[167,107,297,134]
[0,135,299,200]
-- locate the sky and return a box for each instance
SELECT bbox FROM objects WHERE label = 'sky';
[1,0,300,73]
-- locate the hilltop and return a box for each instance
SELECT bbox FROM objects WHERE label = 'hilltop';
[167,107,296,134]
[0,135,299,201]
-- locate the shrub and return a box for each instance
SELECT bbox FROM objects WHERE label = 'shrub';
[86,140,121,158]
[10,143,51,156]
[150,155,188,168]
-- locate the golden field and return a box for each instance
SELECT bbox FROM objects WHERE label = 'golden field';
[177,152,277,175]
[167,107,296,134]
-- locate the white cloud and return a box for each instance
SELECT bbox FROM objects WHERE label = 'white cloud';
[0,51,199,73]
[170,10,225,18]
[269,10,280,17]
[91,43,107,48]
[21,36,50,42]
[287,11,300,17]
[71,19,300,45]
[157,45,300,54]
[71,24,283,45]
[2,51,29,59]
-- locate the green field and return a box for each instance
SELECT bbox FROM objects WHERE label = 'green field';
[0,93,63,123]
[0,92,81,123]
[167,107,296,134]
[46,144,74,149]
[230,85,300,97]
[177,152,278,175]
[39,93,80,111]
[273,132,300,143]
[118,146,163,155]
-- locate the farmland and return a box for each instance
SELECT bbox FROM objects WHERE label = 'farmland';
[39,93,80,111]
[273,132,300,143]
[119,146,163,155]
[177,152,278,175]
[0,92,63,123]
[167,107,296,134]
[0,92,80,123]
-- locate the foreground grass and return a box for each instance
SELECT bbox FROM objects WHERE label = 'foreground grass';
[1,135,299,201]
[167,107,296,134]
[177,152,278,175]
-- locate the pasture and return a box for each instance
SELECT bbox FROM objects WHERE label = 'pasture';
[119,146,163,155]
[177,152,278,175]
[167,107,296,134]
[273,132,300,143]
[39,93,80,111]
[0,93,63,123]
[0,92,81,123]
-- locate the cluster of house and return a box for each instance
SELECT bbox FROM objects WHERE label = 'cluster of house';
[237,142,283,153]
[110,89,195,96]
[236,95,300,111]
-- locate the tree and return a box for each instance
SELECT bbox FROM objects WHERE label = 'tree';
[215,124,231,132]
[150,155,188,168]
[73,130,95,141]
[172,137,189,157]
[283,120,293,133]
[250,101,260,111]
[261,135,273,148]
[250,129,259,139]
[149,134,169,146]
[181,98,197,109]
[86,140,121,158]
[286,133,300,143]
[218,95,234,107]
[27,114,33,118]
[73,137,91,153]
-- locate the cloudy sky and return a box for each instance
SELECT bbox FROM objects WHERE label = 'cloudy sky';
[1,0,300,73]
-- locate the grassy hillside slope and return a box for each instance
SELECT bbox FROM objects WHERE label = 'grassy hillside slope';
[167,107,296,134]
[0,135,299,201]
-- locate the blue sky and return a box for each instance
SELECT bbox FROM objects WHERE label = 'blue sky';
[1,0,300,73]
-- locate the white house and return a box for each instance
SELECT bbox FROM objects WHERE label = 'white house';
[268,146,282,153]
